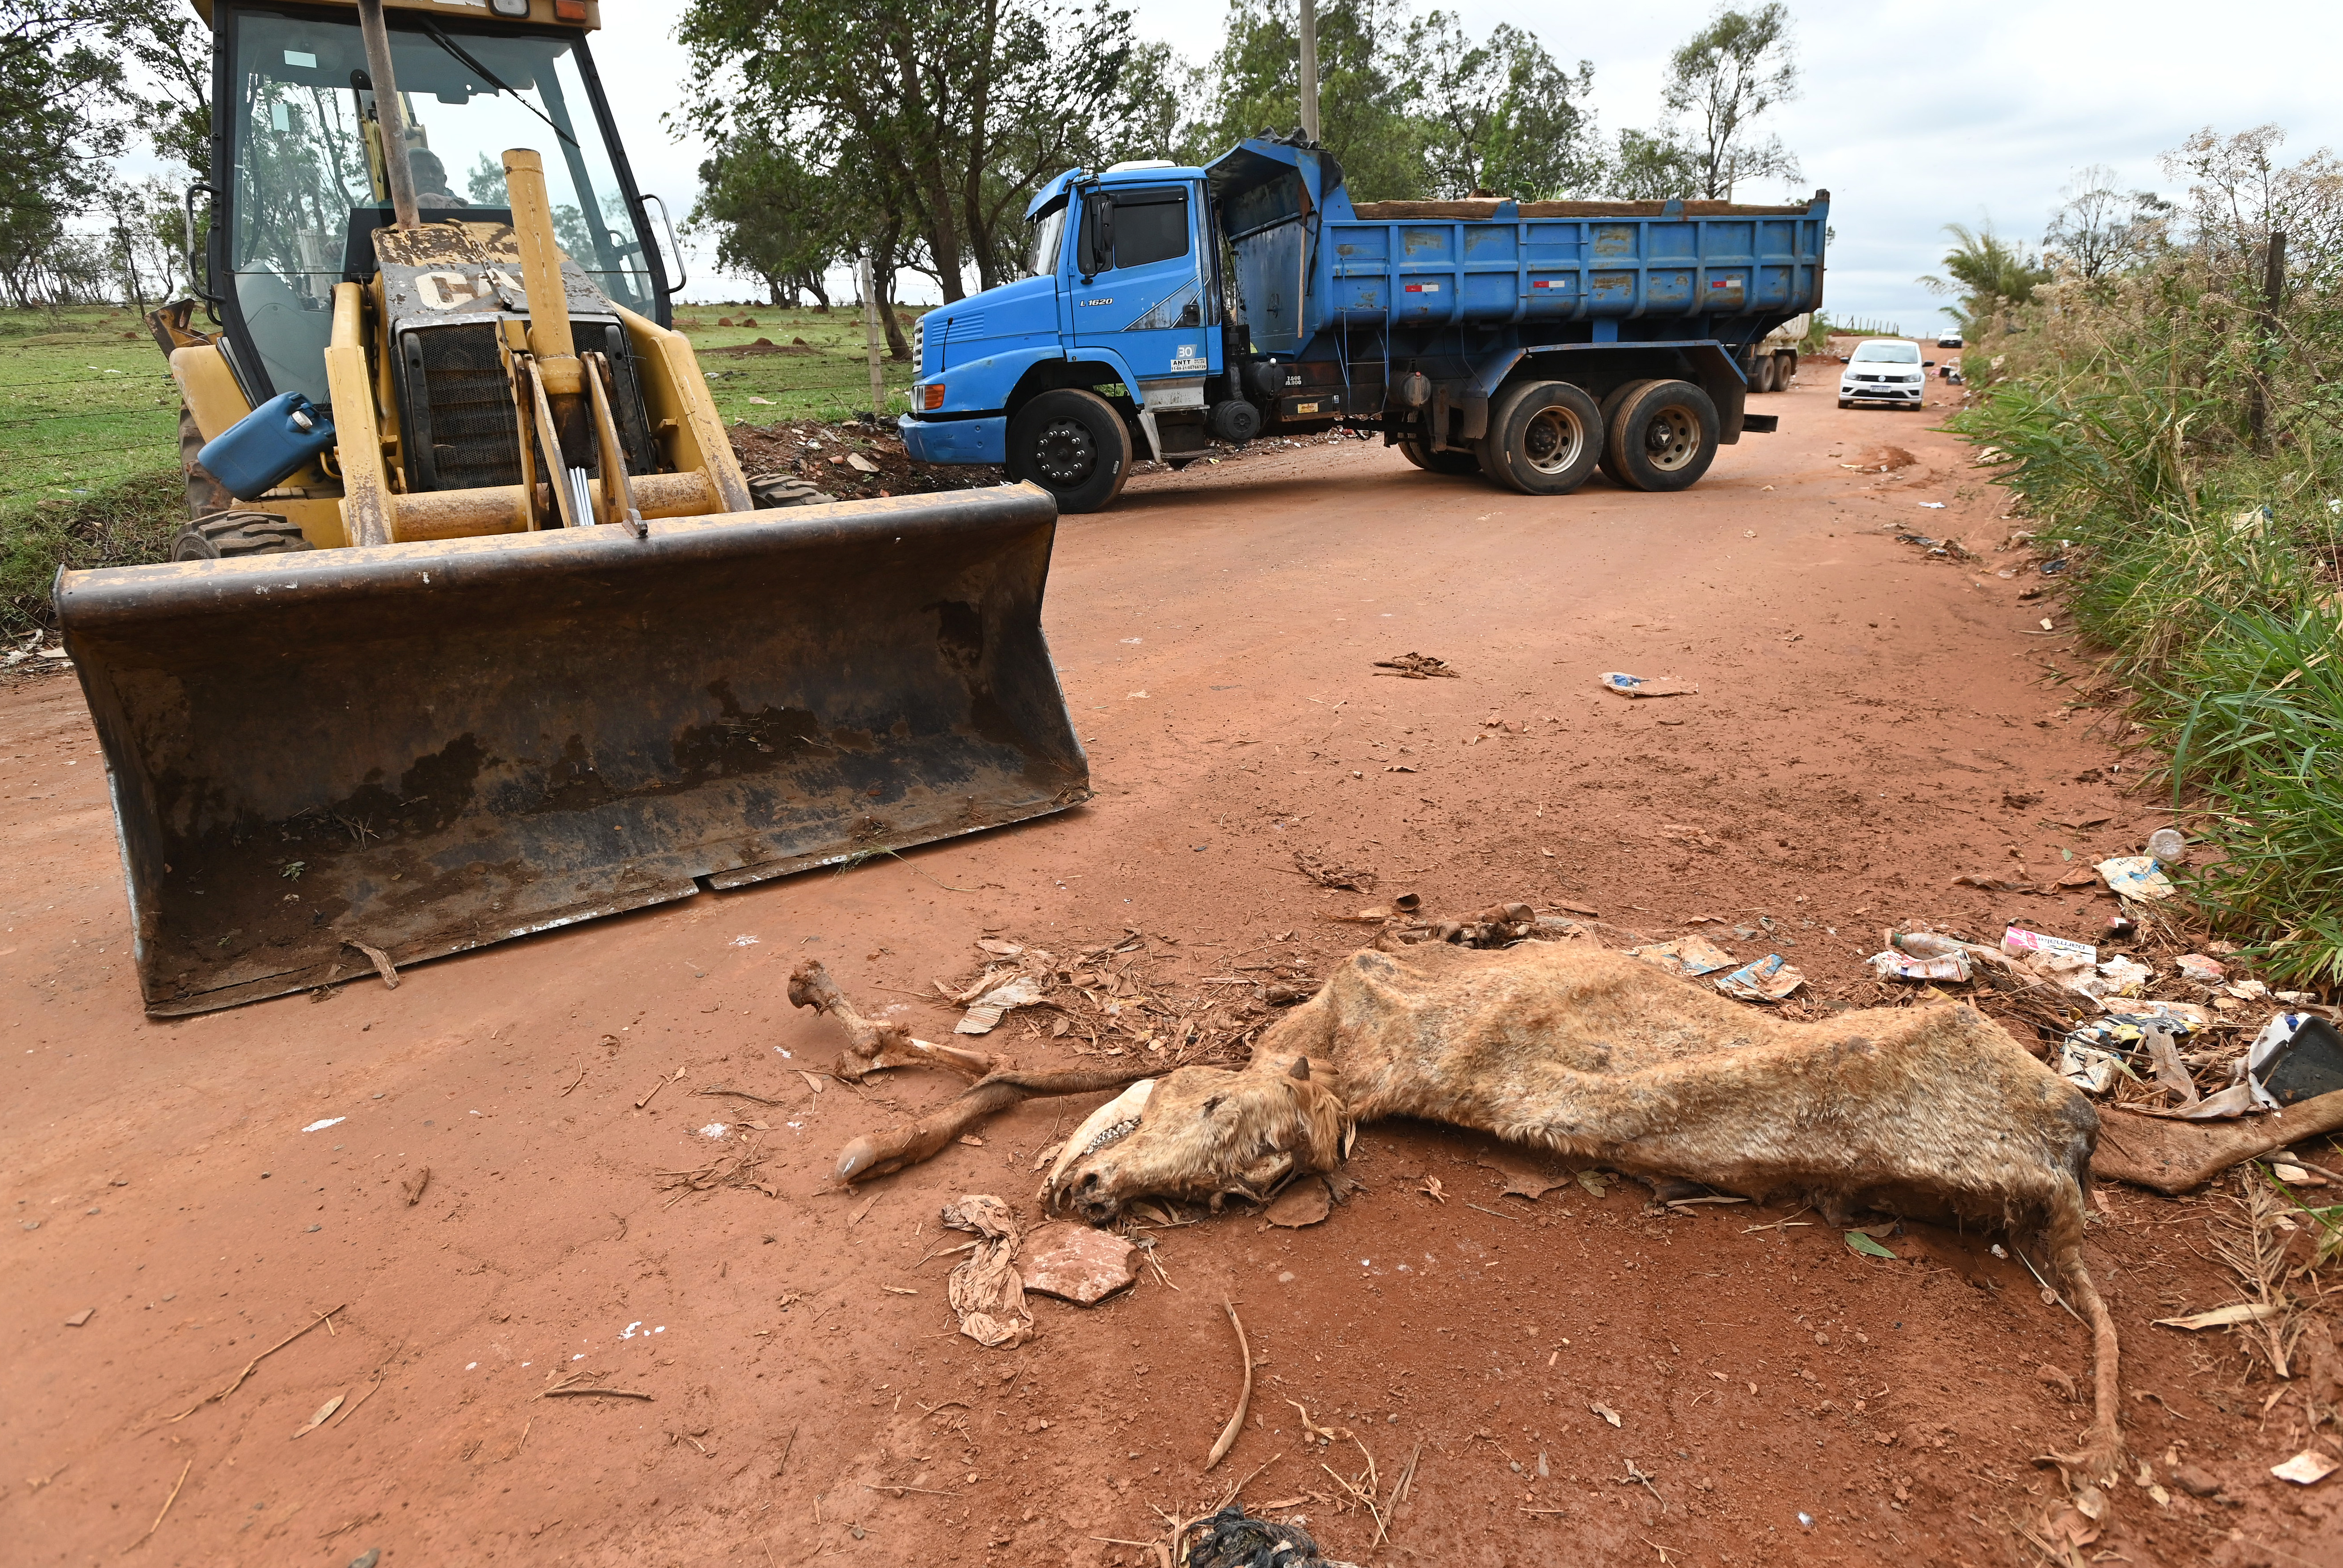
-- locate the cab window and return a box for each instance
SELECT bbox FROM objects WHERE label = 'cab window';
[1079,187,1190,273]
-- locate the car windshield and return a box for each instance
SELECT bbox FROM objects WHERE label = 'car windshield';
[1850,341,1921,364]
[224,7,649,405]
[1026,200,1068,278]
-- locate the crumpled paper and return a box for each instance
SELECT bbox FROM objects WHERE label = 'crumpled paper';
[2098,855,2176,900]
[1716,953,1804,1002]
[938,1194,1031,1347]
[1627,936,1737,978]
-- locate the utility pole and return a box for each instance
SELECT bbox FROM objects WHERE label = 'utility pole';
[859,256,886,424]
[1298,0,1319,144]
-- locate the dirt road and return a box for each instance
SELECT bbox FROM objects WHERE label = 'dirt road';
[6,371,2325,1566]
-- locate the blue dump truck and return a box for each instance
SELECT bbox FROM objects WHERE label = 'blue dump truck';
[898,134,1827,512]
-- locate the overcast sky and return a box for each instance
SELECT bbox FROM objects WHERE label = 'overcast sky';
[589,1,2343,322]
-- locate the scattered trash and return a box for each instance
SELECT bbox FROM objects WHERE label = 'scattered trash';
[2004,925,2095,966]
[2174,954,2227,983]
[2096,955,2155,997]
[2097,856,2176,901]
[1372,652,1459,679]
[938,1195,1031,1346]
[1627,936,1738,978]
[846,452,879,472]
[1715,953,1804,1002]
[2059,1011,2207,1096]
[2145,828,2188,864]
[2249,1014,2343,1107]
[1018,1220,1137,1304]
[2271,1450,2339,1487]
[1870,948,1974,983]
[65,1307,93,1327]
[302,1117,346,1133]
[1598,672,1698,699]
[2105,913,2137,941]
[1917,501,1947,509]
[1186,1504,1354,1568]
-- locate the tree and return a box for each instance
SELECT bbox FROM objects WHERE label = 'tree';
[1611,4,1800,202]
[1407,12,1596,199]
[677,0,1161,301]
[1607,128,1701,201]
[2043,164,2169,281]
[1190,0,1424,202]
[692,139,864,308]
[1918,222,2052,334]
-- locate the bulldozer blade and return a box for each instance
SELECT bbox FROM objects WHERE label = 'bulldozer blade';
[56,485,1090,1016]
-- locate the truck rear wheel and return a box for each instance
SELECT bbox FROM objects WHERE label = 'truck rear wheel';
[1601,379,1719,492]
[1477,380,1602,495]
[1399,438,1480,476]
[170,510,313,560]
[1006,388,1131,513]
[1750,355,1777,394]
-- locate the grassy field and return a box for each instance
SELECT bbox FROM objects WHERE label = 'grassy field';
[0,298,924,635]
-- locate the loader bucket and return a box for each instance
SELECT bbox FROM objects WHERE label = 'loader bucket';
[56,486,1090,1016]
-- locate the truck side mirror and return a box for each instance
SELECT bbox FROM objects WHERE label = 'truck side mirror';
[1080,192,1114,276]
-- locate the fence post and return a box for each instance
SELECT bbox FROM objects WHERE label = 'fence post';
[858,256,886,424]
[2248,229,2287,454]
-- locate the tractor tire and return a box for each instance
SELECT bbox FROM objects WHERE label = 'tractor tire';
[170,510,313,561]
[178,406,233,519]
[1005,388,1132,513]
[1602,379,1720,492]
[1476,380,1602,495]
[1399,438,1481,476]
[748,475,836,508]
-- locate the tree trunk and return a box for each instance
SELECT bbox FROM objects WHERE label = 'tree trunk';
[873,229,911,361]
[886,28,966,302]
[803,269,830,311]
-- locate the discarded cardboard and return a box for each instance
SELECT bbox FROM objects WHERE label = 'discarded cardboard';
[1715,953,1803,1002]
[2097,856,2176,900]
[1627,936,1737,978]
[1598,672,1698,699]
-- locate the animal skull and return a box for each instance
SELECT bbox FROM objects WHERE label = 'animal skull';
[1043,1055,1349,1222]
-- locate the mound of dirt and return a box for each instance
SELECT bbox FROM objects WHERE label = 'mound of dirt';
[1864,445,1921,471]
[729,416,1004,502]
[701,337,820,357]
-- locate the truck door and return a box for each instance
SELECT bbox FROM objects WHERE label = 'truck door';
[1071,183,1211,396]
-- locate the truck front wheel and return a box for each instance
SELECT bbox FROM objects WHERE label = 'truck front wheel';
[1601,379,1719,492]
[1478,380,1602,495]
[1006,389,1132,513]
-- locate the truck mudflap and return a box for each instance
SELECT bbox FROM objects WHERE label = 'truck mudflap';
[56,485,1089,1016]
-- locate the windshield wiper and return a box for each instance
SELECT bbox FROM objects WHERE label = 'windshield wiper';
[416,19,579,150]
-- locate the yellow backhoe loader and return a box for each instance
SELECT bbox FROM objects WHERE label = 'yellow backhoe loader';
[58,0,1088,1016]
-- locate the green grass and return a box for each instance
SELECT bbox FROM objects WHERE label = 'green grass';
[667,303,922,426]
[0,304,185,636]
[1952,373,2343,985]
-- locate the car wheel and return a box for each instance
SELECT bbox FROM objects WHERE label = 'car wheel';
[1005,388,1132,513]
[1602,379,1719,492]
[1477,380,1602,495]
[1837,398,1851,409]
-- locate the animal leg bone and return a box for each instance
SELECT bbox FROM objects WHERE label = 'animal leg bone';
[788,958,1004,1081]
[833,1068,1155,1185]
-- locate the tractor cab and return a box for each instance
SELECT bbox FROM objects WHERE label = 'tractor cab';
[200,0,674,410]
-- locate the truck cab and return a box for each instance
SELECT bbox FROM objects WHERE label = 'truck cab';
[901,160,1232,511]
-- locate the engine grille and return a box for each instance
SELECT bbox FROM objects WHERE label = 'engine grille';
[400,323,522,492]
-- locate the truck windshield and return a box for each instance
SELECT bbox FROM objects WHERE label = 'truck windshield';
[222,6,651,405]
[1026,200,1067,278]
[1849,341,1921,364]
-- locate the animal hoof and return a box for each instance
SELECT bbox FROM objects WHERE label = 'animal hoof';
[835,1137,879,1183]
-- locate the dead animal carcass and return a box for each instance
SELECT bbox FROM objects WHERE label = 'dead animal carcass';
[821,939,2123,1485]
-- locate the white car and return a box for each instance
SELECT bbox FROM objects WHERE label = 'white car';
[1838,339,1930,410]
[1936,328,1964,348]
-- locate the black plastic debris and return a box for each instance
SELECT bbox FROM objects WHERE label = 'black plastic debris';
[2254,1015,2343,1106]
[1186,1504,1355,1568]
